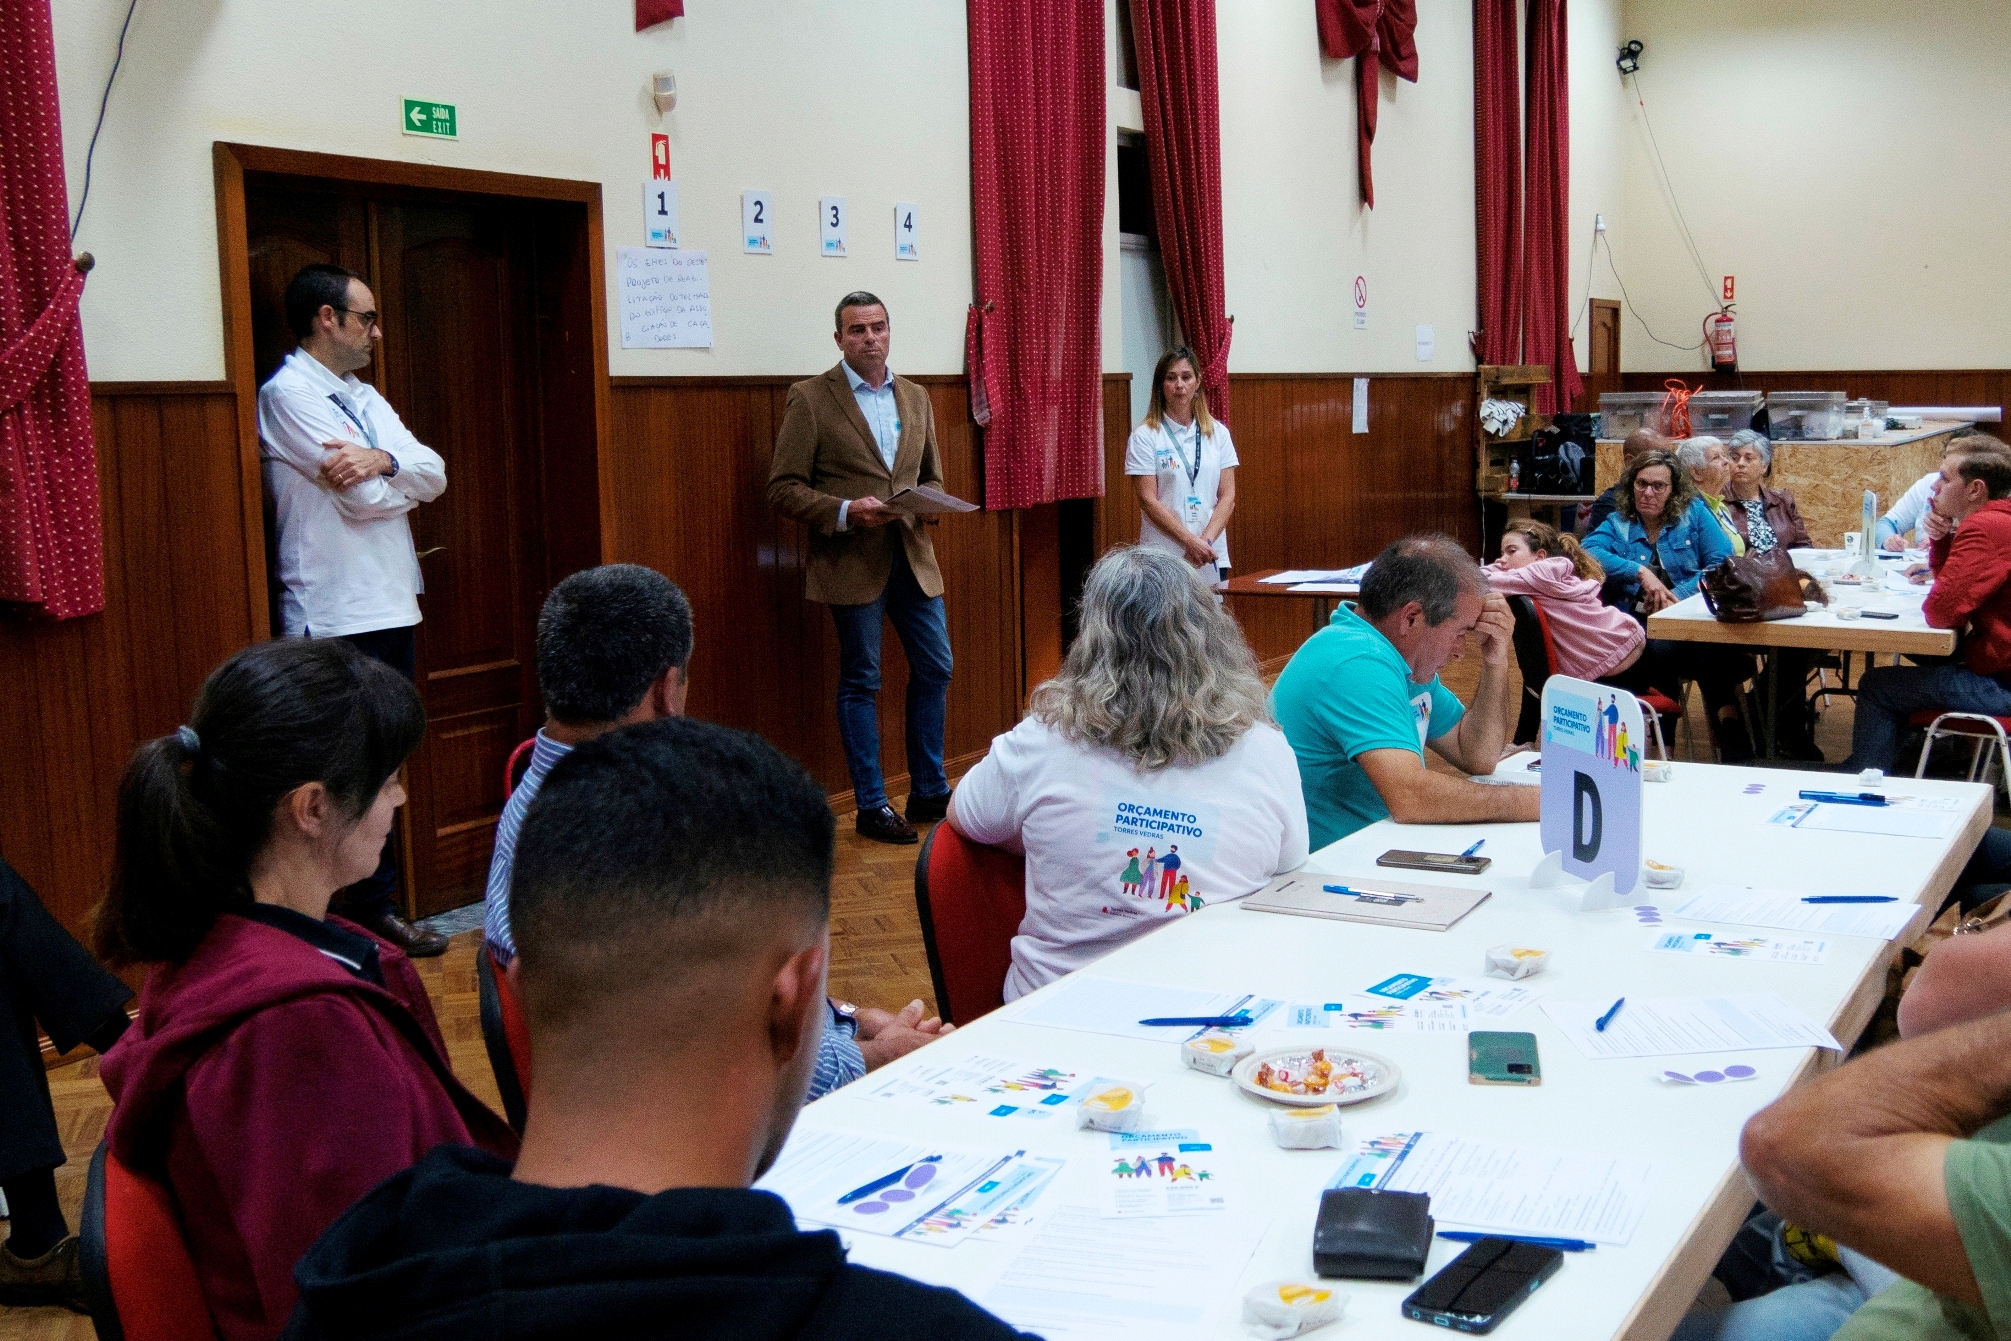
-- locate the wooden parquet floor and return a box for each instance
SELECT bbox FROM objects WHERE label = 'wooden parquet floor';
[0,654,1971,1339]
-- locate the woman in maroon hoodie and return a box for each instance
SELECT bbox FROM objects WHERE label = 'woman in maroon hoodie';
[95,639,516,1341]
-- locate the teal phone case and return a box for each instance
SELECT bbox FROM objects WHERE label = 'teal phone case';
[1468,1031,1541,1086]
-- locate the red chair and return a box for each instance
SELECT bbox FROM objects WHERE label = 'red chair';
[79,1140,218,1341]
[1910,711,2011,801]
[1514,595,1677,760]
[476,946,533,1131]
[913,822,1026,1025]
[502,736,538,799]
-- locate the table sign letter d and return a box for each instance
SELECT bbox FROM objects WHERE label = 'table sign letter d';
[1572,772,1603,861]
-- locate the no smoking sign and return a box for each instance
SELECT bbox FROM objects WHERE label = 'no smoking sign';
[1353,274,1368,330]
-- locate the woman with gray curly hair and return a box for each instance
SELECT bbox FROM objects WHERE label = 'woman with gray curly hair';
[949,546,1308,1000]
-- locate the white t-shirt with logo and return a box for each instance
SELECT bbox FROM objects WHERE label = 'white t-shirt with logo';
[954,715,1309,1001]
[1125,419,1239,566]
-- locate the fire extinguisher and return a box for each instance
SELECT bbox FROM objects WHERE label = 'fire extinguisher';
[1704,306,1738,373]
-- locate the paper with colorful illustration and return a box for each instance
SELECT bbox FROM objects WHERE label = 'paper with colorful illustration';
[904,1153,1067,1247]
[1099,1129,1228,1218]
[856,1053,1101,1119]
[754,1129,1028,1243]
[1362,972,1548,1018]
[1647,930,1830,964]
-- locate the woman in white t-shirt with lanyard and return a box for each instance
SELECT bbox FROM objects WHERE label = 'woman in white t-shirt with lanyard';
[947,546,1308,1001]
[1125,347,1238,581]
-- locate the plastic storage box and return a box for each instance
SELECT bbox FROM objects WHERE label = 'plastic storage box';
[1766,391,1847,442]
[1685,390,1764,439]
[1598,392,1668,438]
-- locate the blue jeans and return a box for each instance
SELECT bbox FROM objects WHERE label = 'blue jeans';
[828,552,953,810]
[1672,1248,1901,1341]
[1840,660,2011,774]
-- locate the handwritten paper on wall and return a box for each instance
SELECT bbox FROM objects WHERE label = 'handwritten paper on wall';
[618,246,712,349]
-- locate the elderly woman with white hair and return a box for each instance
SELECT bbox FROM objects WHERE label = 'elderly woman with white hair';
[1725,429,1814,553]
[1677,436,1746,557]
[949,546,1308,1000]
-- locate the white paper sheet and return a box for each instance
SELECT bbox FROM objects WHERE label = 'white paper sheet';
[754,1129,1025,1243]
[1764,799,1957,840]
[1472,750,1542,786]
[856,1053,1099,1121]
[1662,886,1924,940]
[617,246,711,348]
[1009,976,1284,1043]
[982,1204,1268,1338]
[1328,1132,1655,1246]
[1097,1129,1228,1218]
[1646,930,1830,964]
[1540,993,1841,1061]
[1362,972,1548,1018]
[1259,569,1351,584]
[1288,582,1356,594]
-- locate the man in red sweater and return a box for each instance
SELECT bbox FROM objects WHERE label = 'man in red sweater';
[1841,439,2011,774]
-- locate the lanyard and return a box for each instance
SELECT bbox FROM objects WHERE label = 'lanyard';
[1165,420,1202,491]
[328,392,379,452]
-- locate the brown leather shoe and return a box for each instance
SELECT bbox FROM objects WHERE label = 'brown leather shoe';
[358,910,450,958]
[904,791,952,825]
[0,1236,87,1313]
[856,804,919,845]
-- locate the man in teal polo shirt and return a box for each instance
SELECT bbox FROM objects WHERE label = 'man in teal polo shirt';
[1740,1006,2011,1341]
[1272,533,1540,850]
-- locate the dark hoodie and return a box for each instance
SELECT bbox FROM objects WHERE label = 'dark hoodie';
[282,1145,1036,1340]
[100,910,517,1341]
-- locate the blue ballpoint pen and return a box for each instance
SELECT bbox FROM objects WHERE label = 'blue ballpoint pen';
[1137,1014,1254,1028]
[1440,1231,1595,1252]
[1798,790,1889,807]
[1595,998,1626,1032]
[1803,895,1897,904]
[1461,840,1486,857]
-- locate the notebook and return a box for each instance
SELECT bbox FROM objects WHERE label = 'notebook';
[1240,872,1492,933]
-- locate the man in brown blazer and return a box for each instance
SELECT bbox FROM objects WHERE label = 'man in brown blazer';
[768,293,954,845]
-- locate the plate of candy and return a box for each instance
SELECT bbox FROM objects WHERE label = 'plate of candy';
[1232,1045,1399,1108]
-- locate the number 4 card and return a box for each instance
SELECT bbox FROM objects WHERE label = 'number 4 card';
[896,201,920,260]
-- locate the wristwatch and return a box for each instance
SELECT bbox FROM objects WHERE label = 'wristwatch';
[829,997,860,1036]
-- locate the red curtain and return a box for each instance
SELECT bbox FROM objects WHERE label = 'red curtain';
[1314,0,1419,209]
[967,0,1105,510]
[1471,0,1522,367]
[0,0,104,621]
[1128,0,1233,424]
[635,0,682,32]
[1522,0,1582,413]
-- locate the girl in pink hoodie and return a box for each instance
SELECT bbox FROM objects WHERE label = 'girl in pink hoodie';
[1488,521,1644,680]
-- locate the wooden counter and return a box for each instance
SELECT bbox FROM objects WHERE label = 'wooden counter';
[1593,421,1966,547]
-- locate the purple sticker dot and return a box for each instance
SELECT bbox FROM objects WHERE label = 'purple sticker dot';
[1664,1071,1693,1083]
[1695,1071,1725,1083]
[905,1164,938,1189]
[880,1188,915,1203]
[1725,1065,1756,1079]
[854,1200,890,1215]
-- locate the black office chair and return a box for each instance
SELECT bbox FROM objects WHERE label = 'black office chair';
[1507,595,1552,747]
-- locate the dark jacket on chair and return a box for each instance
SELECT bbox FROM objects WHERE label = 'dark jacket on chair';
[280,1145,1033,1340]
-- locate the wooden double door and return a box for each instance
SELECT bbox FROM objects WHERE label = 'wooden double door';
[242,172,601,917]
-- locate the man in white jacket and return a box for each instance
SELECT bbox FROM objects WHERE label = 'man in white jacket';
[257,264,449,956]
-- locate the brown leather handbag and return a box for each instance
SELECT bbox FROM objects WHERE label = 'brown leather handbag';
[1699,547,1825,622]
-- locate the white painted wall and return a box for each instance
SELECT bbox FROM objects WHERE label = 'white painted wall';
[52,0,972,381]
[1612,0,2011,371]
[1570,0,1628,375]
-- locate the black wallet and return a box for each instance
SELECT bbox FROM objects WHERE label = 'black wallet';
[1313,1187,1434,1280]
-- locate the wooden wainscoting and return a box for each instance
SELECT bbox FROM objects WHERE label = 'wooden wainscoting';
[1,383,259,947]
[604,374,1024,804]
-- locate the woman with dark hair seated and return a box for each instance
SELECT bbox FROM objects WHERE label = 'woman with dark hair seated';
[96,639,515,1341]
[1584,449,1756,761]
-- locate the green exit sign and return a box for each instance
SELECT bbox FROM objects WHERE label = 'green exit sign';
[401,98,457,139]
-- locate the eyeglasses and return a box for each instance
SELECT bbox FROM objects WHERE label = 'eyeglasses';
[333,307,380,328]
[1634,481,1672,493]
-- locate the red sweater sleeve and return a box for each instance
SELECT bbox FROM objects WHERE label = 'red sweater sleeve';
[1925,523,2007,630]
[181,996,474,1335]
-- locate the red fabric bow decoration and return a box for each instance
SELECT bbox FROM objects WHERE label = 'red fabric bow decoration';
[1315,0,1419,209]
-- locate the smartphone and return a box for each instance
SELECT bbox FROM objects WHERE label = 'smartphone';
[1468,1031,1541,1086]
[1403,1237,1563,1333]
[1862,611,1900,620]
[1378,849,1492,875]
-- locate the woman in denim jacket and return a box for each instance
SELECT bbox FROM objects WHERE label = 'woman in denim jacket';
[1584,448,1756,760]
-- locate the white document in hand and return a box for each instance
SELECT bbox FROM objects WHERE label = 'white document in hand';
[886,484,977,515]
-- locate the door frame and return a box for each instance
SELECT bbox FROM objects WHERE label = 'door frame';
[211,142,613,641]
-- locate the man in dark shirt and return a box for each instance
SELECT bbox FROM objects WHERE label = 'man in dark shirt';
[282,718,1027,1341]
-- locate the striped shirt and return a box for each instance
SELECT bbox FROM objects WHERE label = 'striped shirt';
[481,729,865,1098]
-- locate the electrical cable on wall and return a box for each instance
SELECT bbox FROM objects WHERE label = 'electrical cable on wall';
[72,0,142,240]
[1625,67,1721,310]
[1598,231,1703,353]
